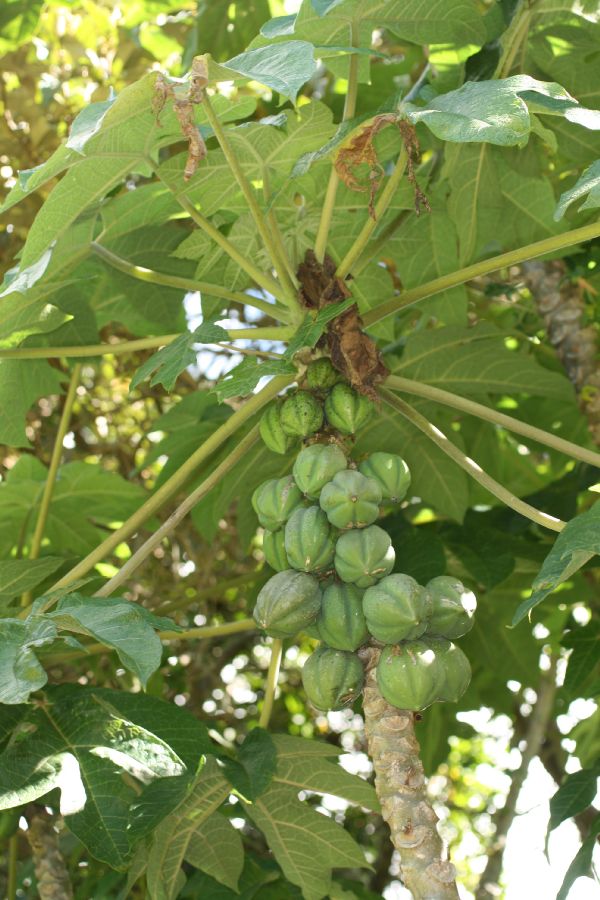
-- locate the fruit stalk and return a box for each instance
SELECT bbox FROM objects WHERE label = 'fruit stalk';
[360,646,459,900]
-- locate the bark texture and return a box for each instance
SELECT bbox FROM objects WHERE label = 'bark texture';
[26,815,73,900]
[523,261,600,445]
[360,647,459,900]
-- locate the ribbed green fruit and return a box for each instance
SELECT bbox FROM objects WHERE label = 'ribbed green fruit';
[293,443,347,498]
[358,452,411,503]
[306,358,340,391]
[285,506,336,573]
[252,476,304,532]
[280,392,323,437]
[432,639,472,702]
[319,469,382,529]
[376,641,445,711]
[363,574,431,643]
[334,525,395,587]
[259,403,294,455]
[324,383,374,434]
[263,529,290,572]
[253,570,321,638]
[317,582,368,651]
[424,576,477,639]
[302,646,364,710]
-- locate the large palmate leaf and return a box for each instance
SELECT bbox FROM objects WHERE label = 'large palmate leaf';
[292,0,486,51]
[0,617,58,704]
[223,41,318,103]
[443,142,562,264]
[392,323,573,399]
[130,321,230,393]
[0,685,209,867]
[1,595,176,701]
[513,503,600,623]
[0,557,65,604]
[0,360,65,447]
[406,76,599,146]
[562,621,600,698]
[0,458,146,556]
[356,400,471,522]
[14,81,255,271]
[137,758,237,898]
[243,735,376,900]
[45,594,177,684]
[554,159,600,220]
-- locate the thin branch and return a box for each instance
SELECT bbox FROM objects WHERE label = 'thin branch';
[39,373,295,604]
[476,657,557,900]
[22,364,81,605]
[259,639,283,729]
[385,375,600,469]
[7,833,18,900]
[263,166,297,284]
[202,92,300,307]
[494,0,534,79]
[379,389,565,532]
[42,618,257,664]
[362,220,600,327]
[91,242,291,322]
[155,571,265,615]
[0,326,294,360]
[95,427,260,598]
[336,147,408,280]
[314,21,360,263]
[153,166,286,301]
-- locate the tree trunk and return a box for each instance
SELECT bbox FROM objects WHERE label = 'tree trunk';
[360,647,459,900]
[26,814,73,900]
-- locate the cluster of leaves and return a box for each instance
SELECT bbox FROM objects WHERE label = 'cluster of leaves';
[0,0,599,897]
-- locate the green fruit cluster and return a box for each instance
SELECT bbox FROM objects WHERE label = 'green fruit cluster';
[252,364,476,714]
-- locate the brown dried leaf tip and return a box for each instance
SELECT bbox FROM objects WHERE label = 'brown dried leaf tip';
[398,119,430,216]
[297,251,388,399]
[153,56,209,181]
[334,114,397,219]
[334,115,430,219]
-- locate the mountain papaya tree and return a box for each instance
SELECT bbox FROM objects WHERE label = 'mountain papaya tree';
[0,1,599,897]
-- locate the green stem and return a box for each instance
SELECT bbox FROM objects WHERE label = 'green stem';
[95,427,260,598]
[379,389,565,533]
[42,618,258,663]
[7,833,18,900]
[314,22,360,263]
[154,167,285,301]
[259,638,283,729]
[202,93,299,307]
[91,242,292,322]
[42,374,295,601]
[0,327,294,360]
[494,1,534,79]
[156,571,266,615]
[363,220,600,327]
[263,167,298,285]
[22,364,81,605]
[336,147,408,281]
[385,375,600,469]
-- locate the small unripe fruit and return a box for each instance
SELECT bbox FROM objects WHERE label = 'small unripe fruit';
[259,403,294,455]
[359,452,411,503]
[280,392,323,437]
[293,443,347,498]
[320,469,382,529]
[325,383,374,434]
[306,358,340,391]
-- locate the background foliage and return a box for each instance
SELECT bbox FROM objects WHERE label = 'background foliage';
[0,0,599,898]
